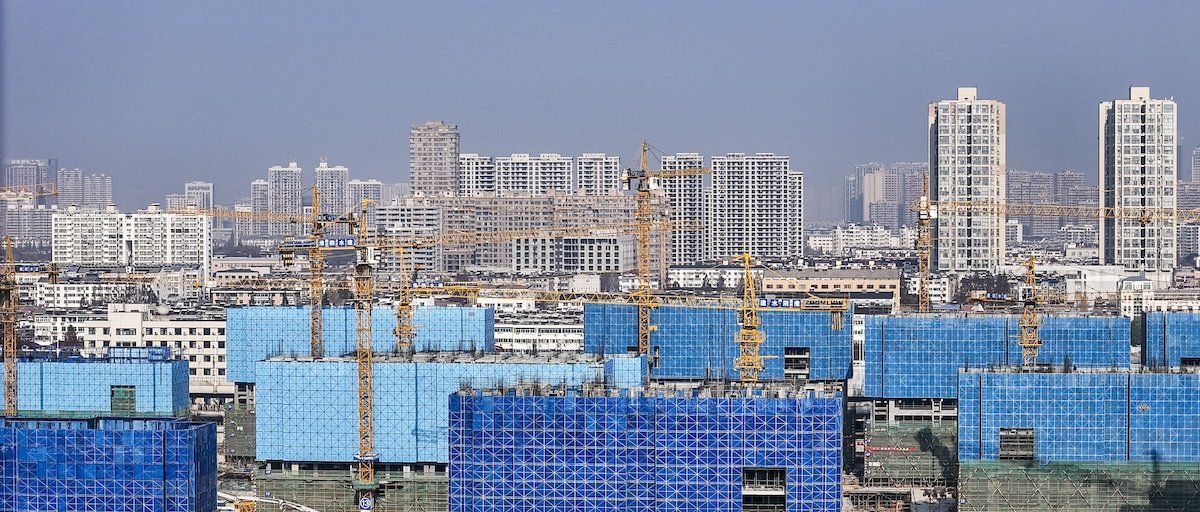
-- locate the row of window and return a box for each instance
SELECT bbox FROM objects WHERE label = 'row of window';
[87,326,224,336]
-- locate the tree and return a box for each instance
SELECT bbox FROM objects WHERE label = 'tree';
[62,325,82,348]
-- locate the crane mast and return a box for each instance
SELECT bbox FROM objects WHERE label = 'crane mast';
[1017,256,1042,366]
[0,185,56,415]
[733,254,765,382]
[309,186,326,357]
[915,171,933,313]
[351,203,379,512]
[631,142,660,359]
[392,247,415,353]
[623,141,710,363]
[3,238,16,416]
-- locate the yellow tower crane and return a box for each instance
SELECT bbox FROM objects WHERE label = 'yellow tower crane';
[307,186,327,357]
[1016,256,1041,366]
[622,141,709,358]
[1,183,59,416]
[349,203,379,512]
[186,190,359,358]
[914,171,934,312]
[3,238,17,416]
[733,254,765,382]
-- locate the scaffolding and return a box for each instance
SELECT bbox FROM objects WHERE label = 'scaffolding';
[2,349,189,419]
[0,417,217,512]
[863,420,958,488]
[225,305,495,384]
[863,314,1131,399]
[253,464,447,512]
[583,304,853,381]
[958,369,1200,463]
[1142,312,1200,367]
[958,460,1200,511]
[448,386,842,512]
[252,352,643,464]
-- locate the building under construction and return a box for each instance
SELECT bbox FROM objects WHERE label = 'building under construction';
[220,297,1200,511]
[956,368,1200,511]
[449,384,842,512]
[1,417,217,512]
[225,304,643,511]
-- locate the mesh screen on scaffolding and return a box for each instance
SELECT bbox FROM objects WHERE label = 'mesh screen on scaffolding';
[958,370,1200,463]
[253,354,643,463]
[3,354,189,419]
[863,314,1131,399]
[225,305,494,383]
[0,418,217,512]
[958,460,1200,512]
[583,304,853,381]
[1143,312,1200,367]
[448,389,843,512]
[863,420,958,487]
[254,466,447,512]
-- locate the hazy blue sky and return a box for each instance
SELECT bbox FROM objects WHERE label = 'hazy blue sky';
[3,1,1199,220]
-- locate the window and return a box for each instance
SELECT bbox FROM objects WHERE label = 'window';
[999,428,1036,461]
[111,385,136,415]
[783,347,810,380]
[743,467,786,512]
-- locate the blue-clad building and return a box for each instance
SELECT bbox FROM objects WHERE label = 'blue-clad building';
[1142,312,1200,367]
[958,369,1200,463]
[226,305,494,382]
[449,387,843,512]
[863,314,1131,399]
[4,348,189,419]
[583,304,853,381]
[254,353,644,463]
[0,417,217,512]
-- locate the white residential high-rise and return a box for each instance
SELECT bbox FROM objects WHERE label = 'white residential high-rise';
[83,174,113,209]
[164,194,190,212]
[575,153,621,195]
[410,121,460,196]
[267,162,302,237]
[56,168,84,207]
[373,197,444,272]
[348,179,384,209]
[495,154,575,195]
[232,199,254,243]
[458,154,496,196]
[314,159,350,220]
[1006,170,1057,239]
[1100,86,1178,271]
[1191,146,1200,185]
[249,179,269,238]
[928,87,1007,272]
[4,159,46,188]
[4,204,56,247]
[861,167,899,228]
[513,235,635,273]
[184,181,214,211]
[660,153,706,264]
[893,162,928,227]
[704,153,803,261]
[52,204,211,274]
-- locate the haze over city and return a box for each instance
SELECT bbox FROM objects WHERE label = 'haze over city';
[4,1,1199,219]
[5,3,1200,512]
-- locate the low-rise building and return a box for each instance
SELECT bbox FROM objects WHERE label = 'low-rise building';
[32,281,143,309]
[762,268,902,312]
[493,310,583,352]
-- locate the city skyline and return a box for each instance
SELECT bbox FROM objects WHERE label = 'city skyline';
[3,2,1199,220]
